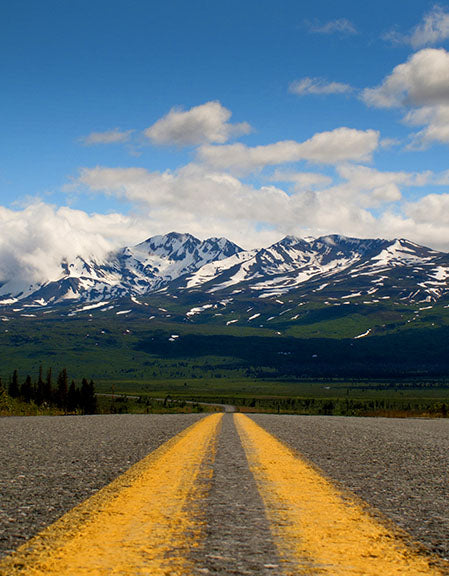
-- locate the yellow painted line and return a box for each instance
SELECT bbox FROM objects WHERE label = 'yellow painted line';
[0,413,222,576]
[235,413,447,576]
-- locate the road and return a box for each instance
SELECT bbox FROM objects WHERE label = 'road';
[97,393,236,412]
[0,413,447,575]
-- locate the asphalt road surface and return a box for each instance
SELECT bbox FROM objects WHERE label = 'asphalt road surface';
[251,414,449,561]
[0,413,447,575]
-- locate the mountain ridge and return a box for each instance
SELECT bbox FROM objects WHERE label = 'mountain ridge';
[1,232,449,311]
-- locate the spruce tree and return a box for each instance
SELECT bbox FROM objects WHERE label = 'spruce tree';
[36,365,45,406]
[21,375,33,403]
[56,368,68,412]
[67,380,79,413]
[80,378,97,414]
[43,368,53,405]
[8,370,19,398]
[88,380,97,414]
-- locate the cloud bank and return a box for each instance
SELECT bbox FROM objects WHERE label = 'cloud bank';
[198,128,379,174]
[4,89,449,286]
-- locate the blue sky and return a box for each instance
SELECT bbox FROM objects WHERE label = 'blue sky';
[2,0,449,281]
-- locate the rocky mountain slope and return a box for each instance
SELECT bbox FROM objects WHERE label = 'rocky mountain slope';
[1,232,449,313]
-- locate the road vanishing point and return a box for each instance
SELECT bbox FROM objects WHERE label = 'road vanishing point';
[0,413,448,575]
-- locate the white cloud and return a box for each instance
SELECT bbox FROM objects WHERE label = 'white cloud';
[383,6,449,48]
[0,202,146,287]
[379,137,401,149]
[77,163,375,244]
[77,164,294,243]
[289,77,353,96]
[362,48,449,146]
[198,128,380,174]
[4,160,449,287]
[405,105,449,147]
[306,18,357,36]
[409,5,449,48]
[362,49,449,109]
[144,101,251,146]
[75,161,449,250]
[335,164,434,206]
[405,192,449,224]
[81,129,134,145]
[270,170,333,190]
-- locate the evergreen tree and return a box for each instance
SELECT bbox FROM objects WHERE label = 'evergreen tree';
[80,378,97,414]
[56,368,68,412]
[67,380,79,413]
[88,379,97,414]
[8,370,19,398]
[21,375,33,403]
[43,368,53,404]
[36,365,45,406]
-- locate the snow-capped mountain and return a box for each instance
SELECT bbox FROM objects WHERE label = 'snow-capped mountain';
[0,232,242,305]
[2,232,449,309]
[184,235,391,296]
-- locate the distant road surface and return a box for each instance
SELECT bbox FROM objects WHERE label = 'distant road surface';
[0,413,447,575]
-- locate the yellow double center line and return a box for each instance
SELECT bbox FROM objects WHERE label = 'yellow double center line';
[0,413,222,576]
[235,414,446,576]
[0,413,446,575]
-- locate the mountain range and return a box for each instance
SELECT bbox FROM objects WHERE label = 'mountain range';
[4,232,449,381]
[1,232,449,314]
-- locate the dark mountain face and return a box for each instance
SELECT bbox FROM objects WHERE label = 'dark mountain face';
[1,233,449,310]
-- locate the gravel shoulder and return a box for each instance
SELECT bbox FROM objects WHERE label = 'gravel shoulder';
[250,414,449,561]
[0,413,203,557]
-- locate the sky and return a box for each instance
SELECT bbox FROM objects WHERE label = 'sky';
[3,0,449,282]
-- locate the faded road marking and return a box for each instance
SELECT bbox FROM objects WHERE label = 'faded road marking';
[235,413,447,576]
[0,413,222,576]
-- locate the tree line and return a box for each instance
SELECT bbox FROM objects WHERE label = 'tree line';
[2,367,97,414]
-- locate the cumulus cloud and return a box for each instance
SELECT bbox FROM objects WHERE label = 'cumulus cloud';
[362,48,449,146]
[306,18,357,36]
[74,161,449,249]
[405,105,449,147]
[336,164,433,205]
[385,5,449,48]
[289,77,353,96]
[197,128,379,174]
[78,164,292,232]
[270,170,333,190]
[379,137,401,149]
[0,202,149,290]
[405,192,449,224]
[410,5,449,47]
[362,48,449,108]
[81,129,134,145]
[76,163,376,244]
[4,159,449,288]
[144,101,251,146]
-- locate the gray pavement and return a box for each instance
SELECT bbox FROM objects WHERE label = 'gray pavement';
[0,413,203,557]
[251,414,449,561]
[0,412,448,570]
[189,414,283,575]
